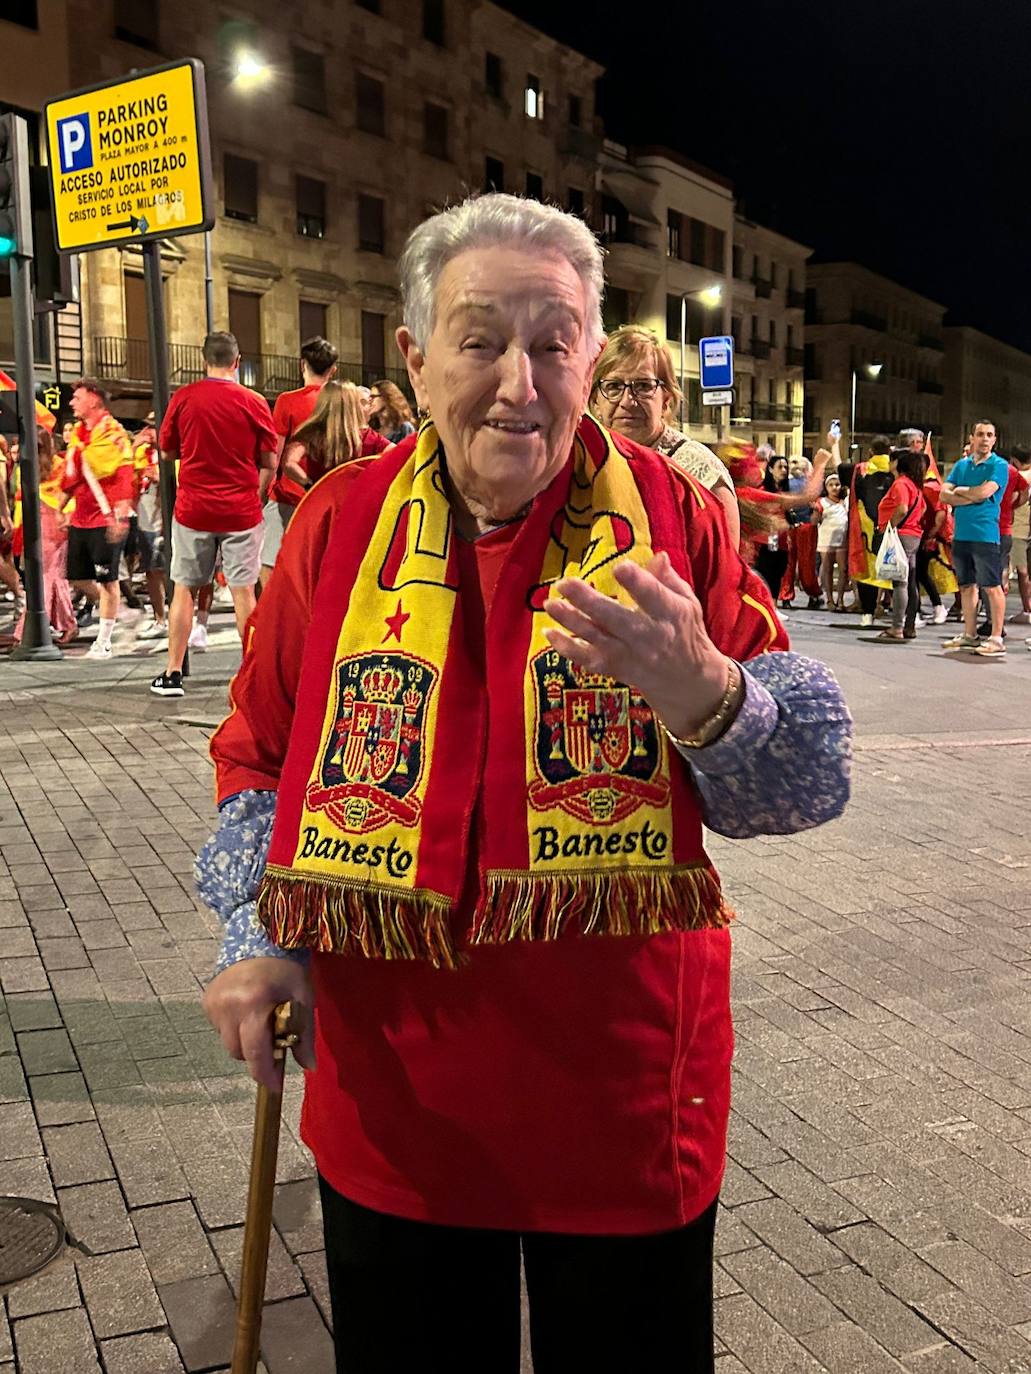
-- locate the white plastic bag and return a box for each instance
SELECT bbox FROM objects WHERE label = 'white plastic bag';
[874,525,909,583]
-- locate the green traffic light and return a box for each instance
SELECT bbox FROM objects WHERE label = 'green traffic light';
[0,237,15,256]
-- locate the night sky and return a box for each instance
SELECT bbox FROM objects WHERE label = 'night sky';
[504,0,1031,351]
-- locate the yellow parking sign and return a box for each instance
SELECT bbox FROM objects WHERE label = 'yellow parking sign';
[43,59,213,253]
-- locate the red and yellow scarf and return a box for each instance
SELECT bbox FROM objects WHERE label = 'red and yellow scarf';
[257,415,730,967]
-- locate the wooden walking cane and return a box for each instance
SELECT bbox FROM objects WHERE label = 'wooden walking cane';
[230,1000,303,1374]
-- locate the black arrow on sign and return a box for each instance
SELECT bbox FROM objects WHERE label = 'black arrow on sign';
[106,214,149,235]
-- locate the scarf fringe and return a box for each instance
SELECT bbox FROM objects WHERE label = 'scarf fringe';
[473,865,733,946]
[257,868,460,970]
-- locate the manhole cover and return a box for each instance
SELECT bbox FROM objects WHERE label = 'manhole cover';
[0,1196,65,1285]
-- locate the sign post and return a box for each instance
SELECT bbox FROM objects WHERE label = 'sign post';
[2,113,61,661]
[43,59,213,671]
[699,335,734,441]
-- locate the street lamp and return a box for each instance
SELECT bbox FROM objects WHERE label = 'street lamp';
[849,361,883,451]
[679,284,722,428]
[231,51,273,88]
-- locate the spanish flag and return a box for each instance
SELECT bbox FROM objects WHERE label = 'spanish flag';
[0,367,57,433]
[924,432,942,482]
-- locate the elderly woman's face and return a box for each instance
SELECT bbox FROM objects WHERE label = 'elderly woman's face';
[591,349,669,447]
[398,246,595,521]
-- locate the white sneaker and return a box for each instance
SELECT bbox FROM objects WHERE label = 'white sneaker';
[212,583,233,607]
[137,618,168,641]
[932,605,948,624]
[860,614,874,627]
[85,640,113,660]
[913,616,926,629]
[188,622,208,651]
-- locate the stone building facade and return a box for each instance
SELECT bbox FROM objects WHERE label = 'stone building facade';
[942,326,1031,460]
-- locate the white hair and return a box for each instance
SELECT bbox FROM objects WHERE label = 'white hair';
[398,192,605,354]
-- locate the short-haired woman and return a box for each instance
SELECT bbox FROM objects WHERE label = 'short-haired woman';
[369,379,416,445]
[200,193,851,1373]
[590,325,741,548]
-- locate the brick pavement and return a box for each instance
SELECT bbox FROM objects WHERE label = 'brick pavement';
[2,607,1031,1371]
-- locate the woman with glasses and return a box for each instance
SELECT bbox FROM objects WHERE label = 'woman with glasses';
[369,379,416,445]
[590,327,741,549]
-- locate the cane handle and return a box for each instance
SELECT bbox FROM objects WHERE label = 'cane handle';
[271,1000,303,1062]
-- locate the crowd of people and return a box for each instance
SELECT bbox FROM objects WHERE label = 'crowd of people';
[0,339,414,688]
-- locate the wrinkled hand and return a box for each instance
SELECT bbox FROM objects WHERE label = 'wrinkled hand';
[203,956,316,1093]
[543,551,730,740]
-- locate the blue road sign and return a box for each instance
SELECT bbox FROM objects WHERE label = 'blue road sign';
[699,335,734,391]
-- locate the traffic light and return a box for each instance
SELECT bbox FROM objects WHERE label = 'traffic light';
[0,111,31,262]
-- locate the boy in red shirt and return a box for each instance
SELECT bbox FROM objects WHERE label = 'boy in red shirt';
[60,379,134,660]
[150,332,276,697]
[260,335,339,587]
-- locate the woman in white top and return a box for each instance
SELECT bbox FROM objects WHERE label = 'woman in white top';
[812,471,849,610]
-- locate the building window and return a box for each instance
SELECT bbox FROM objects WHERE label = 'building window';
[357,194,385,252]
[603,286,631,334]
[362,310,386,376]
[355,72,386,137]
[567,186,585,217]
[423,102,449,159]
[525,172,543,200]
[667,294,717,346]
[733,245,743,278]
[568,93,582,128]
[524,74,543,120]
[4,0,38,28]
[228,290,262,386]
[769,318,777,346]
[682,217,724,271]
[224,153,258,223]
[292,47,327,113]
[300,299,327,344]
[485,52,503,99]
[296,175,326,238]
[484,157,504,193]
[114,0,159,48]
[423,0,445,44]
[667,209,682,259]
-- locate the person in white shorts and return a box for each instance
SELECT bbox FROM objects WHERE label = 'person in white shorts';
[150,332,276,697]
[812,471,850,610]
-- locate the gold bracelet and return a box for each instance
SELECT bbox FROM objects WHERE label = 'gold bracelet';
[662,660,744,751]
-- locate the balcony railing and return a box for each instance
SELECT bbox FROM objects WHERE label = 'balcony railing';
[752,275,773,298]
[749,337,772,359]
[787,287,806,309]
[917,333,945,352]
[91,337,414,402]
[751,402,802,424]
[850,309,888,331]
[785,346,805,367]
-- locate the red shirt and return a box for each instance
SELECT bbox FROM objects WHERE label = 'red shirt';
[269,383,323,507]
[211,436,787,1235]
[60,415,134,530]
[999,464,1027,537]
[160,378,276,532]
[878,476,925,536]
[299,427,390,485]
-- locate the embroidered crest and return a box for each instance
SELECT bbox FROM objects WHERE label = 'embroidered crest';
[306,653,438,834]
[528,649,668,824]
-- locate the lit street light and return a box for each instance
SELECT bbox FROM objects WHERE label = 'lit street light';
[679,283,723,429]
[849,361,883,451]
[231,51,273,88]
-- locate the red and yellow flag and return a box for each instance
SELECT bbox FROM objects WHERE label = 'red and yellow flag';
[0,368,57,433]
[924,433,942,482]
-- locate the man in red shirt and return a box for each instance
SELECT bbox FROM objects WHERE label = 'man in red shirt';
[150,332,277,697]
[60,379,134,660]
[260,335,338,586]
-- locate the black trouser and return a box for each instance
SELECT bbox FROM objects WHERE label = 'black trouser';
[857,581,879,614]
[754,546,788,598]
[319,1177,717,1374]
[916,547,942,607]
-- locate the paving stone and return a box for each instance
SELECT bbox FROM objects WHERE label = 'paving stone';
[0,957,50,994]
[108,1133,191,1207]
[0,1299,11,1363]
[5,991,62,1032]
[43,1122,114,1186]
[754,1157,867,1231]
[800,1322,909,1372]
[211,1223,307,1301]
[131,1201,219,1285]
[721,1245,843,1337]
[914,1288,1031,1373]
[77,1248,165,1339]
[157,1273,236,1372]
[917,1238,1031,1324]
[16,1027,77,1075]
[297,1249,332,1326]
[0,1099,42,1160]
[5,1253,81,1319]
[273,1178,325,1256]
[11,1307,100,1373]
[58,1180,136,1254]
[715,1291,828,1374]
[258,1295,336,1373]
[3,1154,55,1202]
[811,1264,943,1356]
[734,1198,850,1277]
[900,1347,978,1372]
[99,1331,187,1374]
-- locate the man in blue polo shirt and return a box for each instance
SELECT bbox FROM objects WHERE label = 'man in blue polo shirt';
[941,419,1010,657]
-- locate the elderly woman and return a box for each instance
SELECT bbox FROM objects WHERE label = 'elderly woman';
[200,193,851,1374]
[590,325,741,549]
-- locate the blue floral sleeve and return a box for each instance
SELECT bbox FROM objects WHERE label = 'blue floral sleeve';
[194,791,307,976]
[686,652,852,838]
